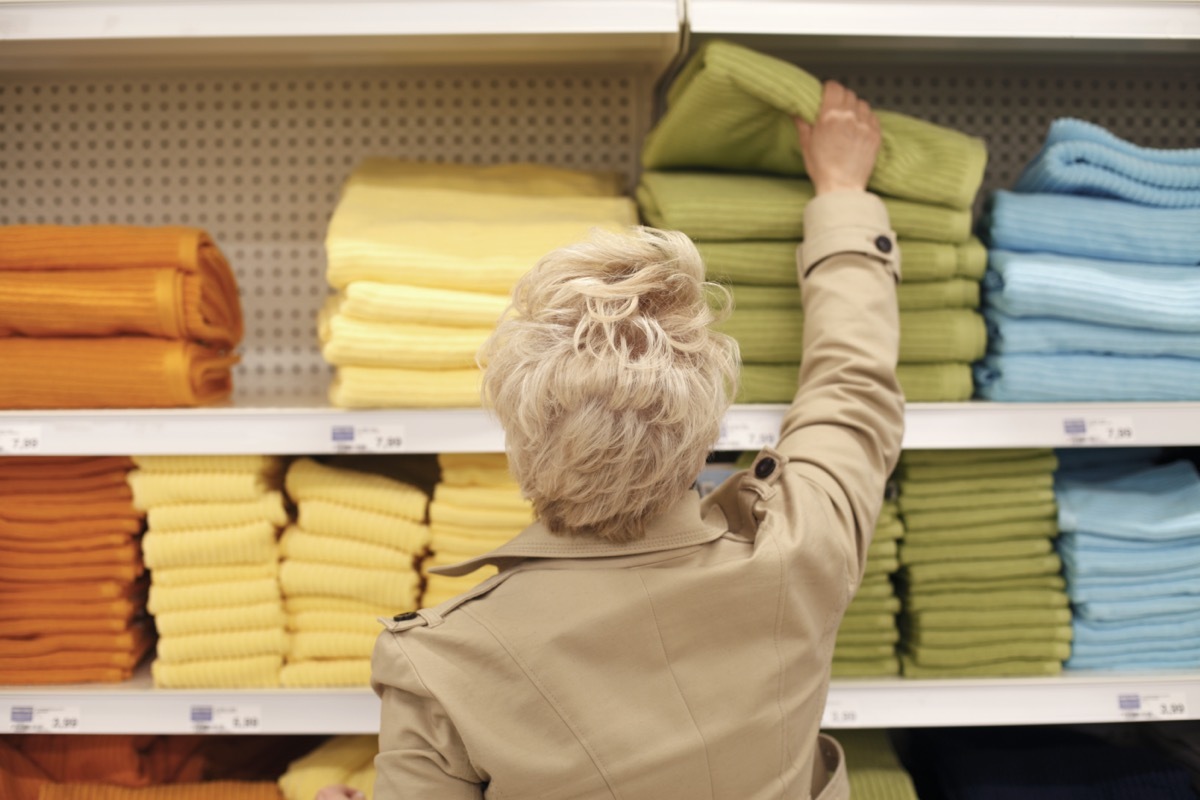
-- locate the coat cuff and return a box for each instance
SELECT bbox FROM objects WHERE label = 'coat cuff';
[797,191,900,282]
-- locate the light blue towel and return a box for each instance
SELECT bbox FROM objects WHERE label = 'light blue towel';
[985,251,1200,332]
[986,190,1200,266]
[1075,610,1200,645]
[1055,447,1163,475]
[1060,539,1200,579]
[1070,562,1200,593]
[985,311,1200,359]
[1056,461,1200,540]
[1067,649,1200,670]
[1014,119,1200,208]
[1069,573,1200,604]
[1070,640,1191,660]
[974,353,1200,402]
[1074,595,1200,622]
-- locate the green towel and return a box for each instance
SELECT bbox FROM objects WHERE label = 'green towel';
[901,553,1063,583]
[709,279,980,312]
[836,730,920,800]
[903,589,1069,613]
[638,171,973,243]
[904,640,1071,668]
[899,473,1054,498]
[834,643,898,660]
[900,574,1067,596]
[866,538,898,561]
[899,537,1053,566]
[900,518,1060,546]
[899,453,1060,482]
[641,40,987,210]
[833,656,901,677]
[717,308,987,364]
[904,623,1072,647]
[903,606,1072,630]
[698,238,987,286]
[852,579,897,600]
[864,556,901,578]
[837,627,901,646]
[901,502,1058,533]
[874,517,905,542]
[898,487,1056,514]
[739,362,973,404]
[844,595,902,615]
[900,655,1063,678]
[838,612,898,633]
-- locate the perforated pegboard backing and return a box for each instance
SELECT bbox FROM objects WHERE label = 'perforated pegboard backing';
[0,65,652,403]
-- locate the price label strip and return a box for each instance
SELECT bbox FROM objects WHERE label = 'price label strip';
[0,425,43,455]
[1062,416,1135,446]
[1117,691,1188,721]
[8,705,82,733]
[716,421,778,451]
[820,699,861,727]
[330,424,406,454]
[190,704,262,733]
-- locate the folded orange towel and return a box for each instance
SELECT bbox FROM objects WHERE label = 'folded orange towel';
[0,561,143,585]
[0,579,147,604]
[38,783,283,800]
[0,457,135,480]
[0,499,141,524]
[0,517,143,541]
[2,484,134,508]
[0,616,138,636]
[0,630,151,671]
[0,533,135,554]
[0,666,134,685]
[1,626,150,657]
[0,543,139,568]
[0,597,141,621]
[0,338,238,409]
[0,471,131,496]
[0,226,242,348]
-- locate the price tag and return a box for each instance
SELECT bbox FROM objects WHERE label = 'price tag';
[330,424,406,454]
[8,705,82,732]
[0,425,43,454]
[1118,692,1188,721]
[1062,416,1135,446]
[190,704,262,733]
[820,699,861,727]
[716,421,778,451]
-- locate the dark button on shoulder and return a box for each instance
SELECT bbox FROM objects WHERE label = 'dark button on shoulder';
[754,457,777,480]
[393,611,419,622]
[874,235,893,254]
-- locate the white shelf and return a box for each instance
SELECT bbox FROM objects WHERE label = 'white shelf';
[1,402,1195,456]
[4,669,1197,733]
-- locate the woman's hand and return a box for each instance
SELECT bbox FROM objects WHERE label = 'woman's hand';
[795,81,882,196]
[315,786,365,800]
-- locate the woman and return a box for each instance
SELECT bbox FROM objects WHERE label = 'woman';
[324,79,902,800]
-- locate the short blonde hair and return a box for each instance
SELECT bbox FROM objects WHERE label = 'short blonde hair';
[480,226,739,543]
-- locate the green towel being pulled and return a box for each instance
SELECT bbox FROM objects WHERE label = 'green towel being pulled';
[836,729,920,800]
[900,518,1060,546]
[904,606,1071,630]
[898,487,1056,514]
[904,623,1072,647]
[899,537,1054,566]
[903,589,1068,613]
[900,453,1059,482]
[638,171,973,243]
[641,40,987,210]
[739,363,973,403]
[900,502,1058,533]
[901,655,1063,678]
[833,656,901,677]
[710,279,980,312]
[899,473,1054,498]
[901,553,1063,583]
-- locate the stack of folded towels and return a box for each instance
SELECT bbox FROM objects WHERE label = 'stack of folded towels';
[1056,453,1200,671]
[132,456,288,689]
[978,118,1200,401]
[422,454,533,607]
[279,736,376,800]
[637,40,989,403]
[322,159,638,408]
[0,456,149,684]
[834,729,920,800]
[895,449,1071,677]
[281,458,428,686]
[0,226,241,408]
[832,500,904,678]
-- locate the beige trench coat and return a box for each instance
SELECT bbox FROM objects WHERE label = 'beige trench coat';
[372,191,904,799]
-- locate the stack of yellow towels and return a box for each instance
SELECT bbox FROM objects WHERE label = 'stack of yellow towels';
[278,736,376,800]
[832,500,905,678]
[131,456,289,689]
[322,159,638,408]
[421,454,533,607]
[281,458,428,687]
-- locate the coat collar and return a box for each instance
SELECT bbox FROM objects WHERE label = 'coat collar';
[428,489,729,578]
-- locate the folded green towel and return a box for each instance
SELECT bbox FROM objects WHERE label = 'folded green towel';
[899,537,1054,566]
[641,41,987,210]
[867,538,898,561]
[898,487,1056,514]
[902,449,1053,466]
[874,517,905,542]
[739,362,974,404]
[904,606,1072,630]
[899,454,1059,482]
[834,643,899,660]
[710,279,980,312]
[901,553,1063,583]
[903,623,1072,647]
[900,518,1060,546]
[899,574,1067,596]
[838,612,898,633]
[833,656,901,677]
[844,595,902,615]
[903,589,1069,613]
[864,556,901,578]
[717,308,987,365]
[852,582,896,601]
[904,639,1071,668]
[638,171,973,243]
[837,627,901,646]
[901,502,1058,533]
[899,473,1054,498]
[836,729,920,800]
[900,655,1063,677]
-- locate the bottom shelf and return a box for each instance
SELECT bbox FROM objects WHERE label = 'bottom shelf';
[2,667,1196,734]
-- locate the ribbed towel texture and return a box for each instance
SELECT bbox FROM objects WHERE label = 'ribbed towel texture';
[278,736,376,800]
[281,458,428,685]
[833,730,920,800]
[0,457,150,684]
[323,159,636,407]
[896,450,1069,677]
[137,456,288,688]
[832,501,905,678]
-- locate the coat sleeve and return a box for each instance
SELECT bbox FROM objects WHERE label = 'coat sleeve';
[371,630,485,800]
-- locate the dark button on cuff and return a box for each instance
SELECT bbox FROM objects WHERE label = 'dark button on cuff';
[754,457,777,480]
[875,235,893,254]
[393,611,419,622]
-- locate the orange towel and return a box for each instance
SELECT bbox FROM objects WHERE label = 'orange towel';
[0,533,135,554]
[0,632,151,670]
[0,543,139,568]
[2,484,134,508]
[0,579,147,603]
[0,500,141,524]
[0,597,140,621]
[0,517,143,541]
[0,457,135,480]
[38,783,282,800]
[1,626,150,657]
[0,471,132,496]
[0,562,143,584]
[0,666,136,684]
[0,616,137,636]
[0,226,242,348]
[0,338,237,409]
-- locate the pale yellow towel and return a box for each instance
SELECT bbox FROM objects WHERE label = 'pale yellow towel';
[290,630,377,660]
[341,281,508,328]
[438,467,520,489]
[288,611,383,636]
[133,455,282,474]
[433,484,532,513]
[319,298,493,370]
[341,159,623,197]
[284,596,392,616]
[280,560,419,609]
[156,627,289,665]
[297,499,431,553]
[129,470,275,509]
[142,521,278,569]
[286,458,427,520]
[152,654,281,688]
[280,659,371,688]
[430,500,535,530]
[278,733,377,800]
[148,578,281,615]
[151,561,279,587]
[147,492,289,532]
[330,366,482,409]
[153,602,286,637]
[281,526,416,572]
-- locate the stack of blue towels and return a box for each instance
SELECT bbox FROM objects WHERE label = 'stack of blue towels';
[976,119,1200,401]
[1055,450,1200,670]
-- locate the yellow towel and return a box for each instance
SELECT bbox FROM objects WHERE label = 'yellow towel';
[128,471,275,509]
[438,467,519,489]
[281,526,416,572]
[280,561,419,609]
[340,281,509,328]
[147,578,280,615]
[278,733,377,800]
[133,455,282,474]
[319,297,493,370]
[432,484,531,513]
[330,365,483,409]
[340,158,623,197]
[430,500,535,530]
[151,654,281,688]
[288,611,384,636]
[289,630,377,660]
[297,499,430,553]
[286,458,427,521]
[142,522,278,569]
[153,602,286,637]
[146,491,289,532]
[150,561,279,587]
[283,596,392,616]
[155,627,289,665]
[280,659,371,688]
